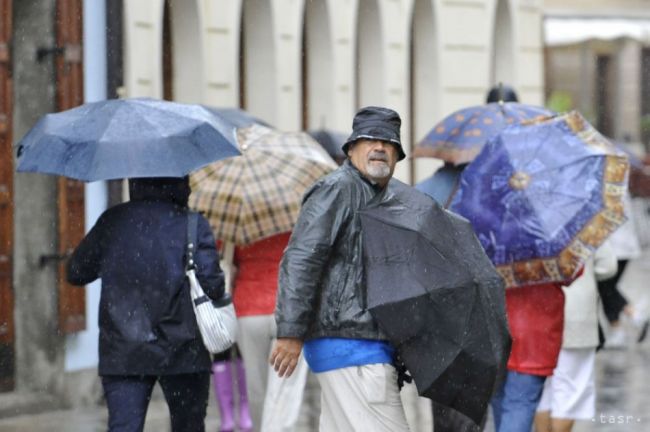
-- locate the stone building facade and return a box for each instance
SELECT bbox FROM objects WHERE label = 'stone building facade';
[0,0,545,417]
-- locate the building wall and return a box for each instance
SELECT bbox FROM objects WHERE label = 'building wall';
[543,0,650,147]
[1,0,545,414]
[123,0,545,183]
[545,37,646,142]
[12,0,65,402]
[614,38,642,141]
[544,0,650,18]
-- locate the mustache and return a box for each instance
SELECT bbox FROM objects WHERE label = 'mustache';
[368,151,388,162]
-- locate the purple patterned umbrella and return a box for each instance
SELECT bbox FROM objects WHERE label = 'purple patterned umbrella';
[413,102,554,165]
[449,111,629,288]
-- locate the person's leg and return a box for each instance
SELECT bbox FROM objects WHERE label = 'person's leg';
[316,363,410,432]
[212,350,236,432]
[535,411,552,432]
[260,353,309,431]
[495,371,546,432]
[159,372,210,432]
[234,355,254,430]
[550,418,575,432]
[534,375,554,432]
[237,315,275,432]
[549,349,596,429]
[597,260,629,323]
[101,375,156,432]
[490,377,505,431]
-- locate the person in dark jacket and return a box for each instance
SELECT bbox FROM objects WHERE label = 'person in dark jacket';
[486,83,519,103]
[67,176,225,432]
[269,106,411,431]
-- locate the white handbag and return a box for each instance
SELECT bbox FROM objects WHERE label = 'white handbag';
[186,212,237,354]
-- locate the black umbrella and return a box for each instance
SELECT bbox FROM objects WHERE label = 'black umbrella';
[16,98,241,181]
[359,180,511,430]
[307,129,346,162]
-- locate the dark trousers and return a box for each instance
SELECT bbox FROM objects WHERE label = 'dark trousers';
[597,259,629,323]
[101,372,210,432]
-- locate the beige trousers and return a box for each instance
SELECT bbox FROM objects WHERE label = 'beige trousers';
[316,363,410,432]
[237,314,308,432]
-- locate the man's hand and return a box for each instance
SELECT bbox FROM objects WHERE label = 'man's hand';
[269,337,303,378]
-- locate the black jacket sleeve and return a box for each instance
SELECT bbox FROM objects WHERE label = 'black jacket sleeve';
[195,215,226,301]
[275,181,351,339]
[66,215,105,286]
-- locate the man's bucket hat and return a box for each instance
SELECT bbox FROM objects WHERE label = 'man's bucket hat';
[343,106,406,160]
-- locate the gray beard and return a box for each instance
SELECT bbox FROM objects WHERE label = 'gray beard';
[367,162,390,180]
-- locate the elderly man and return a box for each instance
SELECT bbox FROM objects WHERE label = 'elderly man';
[270,106,410,431]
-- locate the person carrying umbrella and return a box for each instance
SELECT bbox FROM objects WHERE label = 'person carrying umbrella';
[67,177,227,432]
[190,124,337,431]
[415,83,520,208]
[269,106,411,431]
[16,98,243,432]
[448,111,630,432]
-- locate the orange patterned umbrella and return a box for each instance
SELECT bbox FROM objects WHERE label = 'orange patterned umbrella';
[413,102,554,165]
[449,111,629,288]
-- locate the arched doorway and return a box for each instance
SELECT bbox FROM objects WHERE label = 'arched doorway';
[356,0,384,108]
[302,0,334,130]
[491,0,514,88]
[162,0,203,103]
[411,0,440,182]
[240,0,276,125]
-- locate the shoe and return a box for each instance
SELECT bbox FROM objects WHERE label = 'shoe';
[235,358,254,431]
[212,360,236,432]
[605,325,627,349]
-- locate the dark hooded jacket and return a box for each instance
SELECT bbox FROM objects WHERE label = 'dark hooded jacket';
[275,160,387,341]
[67,177,225,376]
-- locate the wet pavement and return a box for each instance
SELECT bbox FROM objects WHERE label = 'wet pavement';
[1,252,649,431]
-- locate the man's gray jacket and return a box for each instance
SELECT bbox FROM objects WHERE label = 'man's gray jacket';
[275,159,387,341]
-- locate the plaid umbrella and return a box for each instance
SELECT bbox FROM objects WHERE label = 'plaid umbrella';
[413,102,554,165]
[190,124,337,245]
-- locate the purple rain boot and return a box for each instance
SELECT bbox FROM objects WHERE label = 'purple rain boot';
[212,360,236,432]
[235,358,254,431]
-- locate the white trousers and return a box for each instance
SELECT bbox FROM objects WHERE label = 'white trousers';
[316,363,410,432]
[237,314,309,432]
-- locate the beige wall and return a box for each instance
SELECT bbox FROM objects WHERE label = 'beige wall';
[123,0,545,183]
[544,0,650,18]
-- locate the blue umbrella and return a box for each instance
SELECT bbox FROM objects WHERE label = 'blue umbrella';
[449,111,629,288]
[204,106,272,129]
[308,129,347,162]
[16,98,241,181]
[415,164,464,207]
[413,102,554,165]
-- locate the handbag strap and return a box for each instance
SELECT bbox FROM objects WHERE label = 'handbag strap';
[186,211,199,271]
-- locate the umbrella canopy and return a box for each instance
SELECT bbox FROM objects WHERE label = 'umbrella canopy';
[360,180,511,430]
[415,164,465,207]
[204,106,272,129]
[16,98,241,181]
[307,129,347,162]
[190,124,337,245]
[449,111,629,288]
[413,102,554,165]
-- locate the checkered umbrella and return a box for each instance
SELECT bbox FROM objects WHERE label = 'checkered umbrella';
[190,124,337,245]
